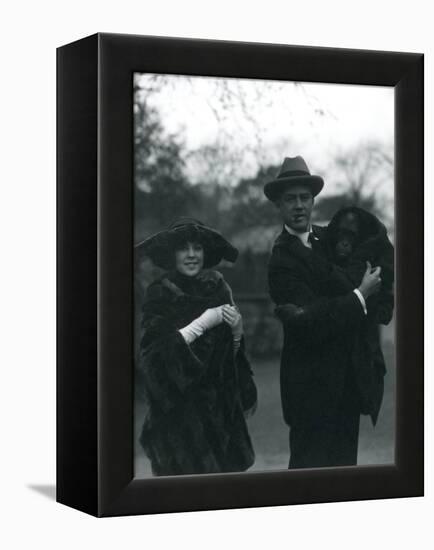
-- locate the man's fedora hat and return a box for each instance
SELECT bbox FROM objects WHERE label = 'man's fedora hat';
[263,156,324,202]
[135,217,238,270]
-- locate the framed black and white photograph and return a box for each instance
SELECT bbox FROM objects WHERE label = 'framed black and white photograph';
[57,33,423,517]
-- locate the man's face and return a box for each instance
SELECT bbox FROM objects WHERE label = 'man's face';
[275,184,314,232]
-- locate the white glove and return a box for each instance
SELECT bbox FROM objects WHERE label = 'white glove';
[179,306,226,344]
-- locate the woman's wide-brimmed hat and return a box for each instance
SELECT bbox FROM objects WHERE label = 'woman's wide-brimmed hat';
[135,217,239,270]
[263,156,324,202]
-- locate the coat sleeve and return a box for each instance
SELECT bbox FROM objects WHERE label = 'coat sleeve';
[269,252,366,344]
[138,287,205,413]
[235,338,257,414]
[367,287,395,326]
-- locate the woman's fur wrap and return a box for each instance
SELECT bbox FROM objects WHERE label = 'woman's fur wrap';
[138,270,257,476]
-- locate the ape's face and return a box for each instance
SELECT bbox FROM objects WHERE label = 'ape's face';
[334,212,360,264]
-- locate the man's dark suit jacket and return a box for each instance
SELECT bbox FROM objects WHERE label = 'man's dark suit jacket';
[268,225,372,428]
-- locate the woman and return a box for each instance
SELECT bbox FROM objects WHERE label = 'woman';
[136,217,257,476]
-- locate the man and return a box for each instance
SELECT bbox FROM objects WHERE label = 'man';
[265,156,383,468]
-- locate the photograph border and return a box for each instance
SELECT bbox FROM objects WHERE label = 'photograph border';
[56,33,423,517]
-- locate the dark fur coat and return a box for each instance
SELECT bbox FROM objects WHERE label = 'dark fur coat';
[138,270,256,476]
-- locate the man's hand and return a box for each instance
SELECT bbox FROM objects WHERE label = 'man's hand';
[358,261,382,299]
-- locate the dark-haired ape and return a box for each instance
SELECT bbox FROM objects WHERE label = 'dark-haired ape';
[276,207,394,426]
[333,210,363,265]
[327,207,394,324]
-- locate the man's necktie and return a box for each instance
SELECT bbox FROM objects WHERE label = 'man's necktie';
[308,232,319,251]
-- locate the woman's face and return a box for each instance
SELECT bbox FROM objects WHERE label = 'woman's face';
[175,241,204,277]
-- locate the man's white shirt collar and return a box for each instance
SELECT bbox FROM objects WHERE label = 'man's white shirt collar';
[285,224,312,248]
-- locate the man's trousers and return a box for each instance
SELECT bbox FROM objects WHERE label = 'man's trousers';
[288,367,362,469]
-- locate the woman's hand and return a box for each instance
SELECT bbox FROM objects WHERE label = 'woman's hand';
[222,305,243,341]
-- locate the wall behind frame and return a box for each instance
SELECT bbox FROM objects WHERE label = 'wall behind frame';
[1,1,432,549]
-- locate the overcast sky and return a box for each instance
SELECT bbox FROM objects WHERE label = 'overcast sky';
[134,73,394,201]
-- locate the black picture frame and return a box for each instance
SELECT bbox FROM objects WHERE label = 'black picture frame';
[57,32,424,517]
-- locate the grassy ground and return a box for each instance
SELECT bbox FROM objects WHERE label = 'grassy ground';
[135,324,395,476]
[248,336,395,472]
